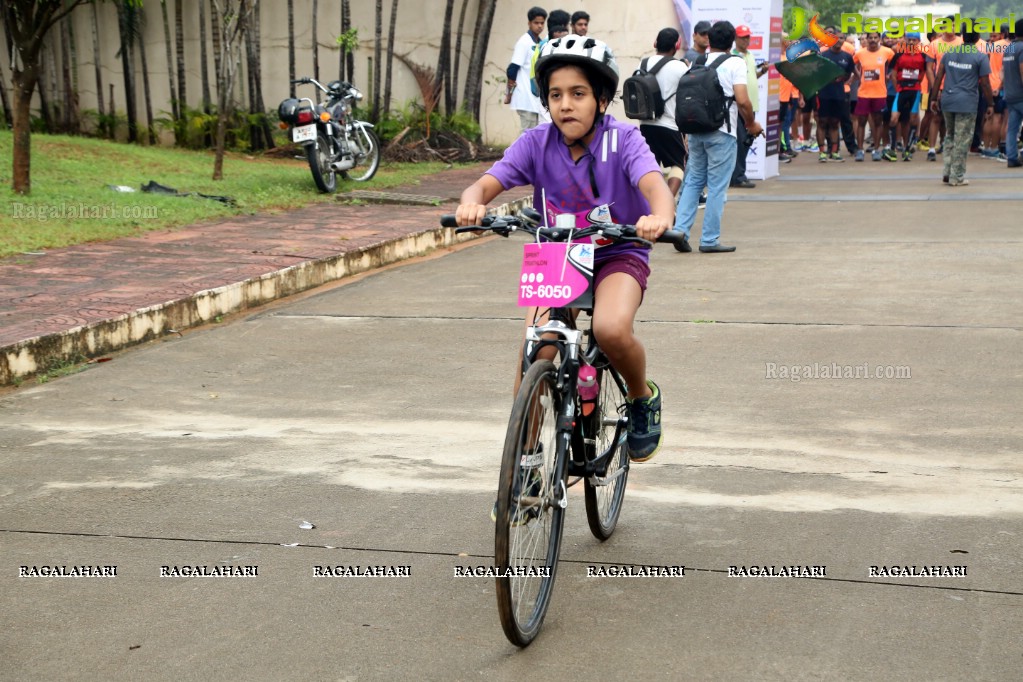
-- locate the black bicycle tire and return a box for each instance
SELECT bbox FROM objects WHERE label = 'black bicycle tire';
[584,364,629,540]
[306,134,337,193]
[494,359,567,647]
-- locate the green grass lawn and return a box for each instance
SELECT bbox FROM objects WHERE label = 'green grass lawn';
[0,131,460,258]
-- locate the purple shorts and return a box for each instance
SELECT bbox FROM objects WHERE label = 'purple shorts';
[854,97,886,116]
[594,252,650,298]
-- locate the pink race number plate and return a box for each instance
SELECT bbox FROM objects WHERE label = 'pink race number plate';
[517,241,594,308]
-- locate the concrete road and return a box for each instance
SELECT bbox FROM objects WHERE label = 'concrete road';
[2,168,1022,680]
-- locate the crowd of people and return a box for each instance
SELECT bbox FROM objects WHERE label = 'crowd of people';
[777,19,1023,183]
[500,8,1023,250]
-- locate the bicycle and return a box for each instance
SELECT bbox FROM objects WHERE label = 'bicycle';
[440,208,683,646]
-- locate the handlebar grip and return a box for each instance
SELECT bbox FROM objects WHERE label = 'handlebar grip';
[440,215,458,228]
[657,230,687,246]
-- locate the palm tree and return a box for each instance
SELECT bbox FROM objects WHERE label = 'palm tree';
[116,0,140,142]
[312,0,319,82]
[0,19,14,125]
[199,0,212,113]
[37,37,55,133]
[287,0,295,97]
[136,6,155,143]
[59,16,77,132]
[244,0,274,150]
[383,0,399,115]
[373,0,382,120]
[340,0,353,82]
[436,0,455,114]
[463,0,496,120]
[159,0,177,120]
[451,0,471,113]
[174,0,187,114]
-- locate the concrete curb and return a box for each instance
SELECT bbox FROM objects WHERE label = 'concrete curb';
[0,195,533,386]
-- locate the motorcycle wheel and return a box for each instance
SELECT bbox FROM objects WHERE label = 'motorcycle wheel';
[342,127,381,182]
[306,135,337,193]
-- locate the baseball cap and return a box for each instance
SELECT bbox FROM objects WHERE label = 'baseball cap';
[693,20,712,35]
[735,25,752,37]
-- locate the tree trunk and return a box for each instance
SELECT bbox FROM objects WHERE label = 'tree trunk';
[60,17,77,133]
[159,0,177,120]
[312,0,319,82]
[436,0,454,114]
[11,65,39,194]
[244,0,273,151]
[175,0,187,113]
[137,12,155,144]
[0,67,11,128]
[383,0,398,116]
[0,19,13,126]
[341,0,353,82]
[210,6,222,91]
[36,42,54,133]
[117,2,138,143]
[199,0,211,113]
[463,0,496,120]
[451,0,471,113]
[373,0,382,121]
[212,0,251,180]
[5,0,89,193]
[287,0,295,97]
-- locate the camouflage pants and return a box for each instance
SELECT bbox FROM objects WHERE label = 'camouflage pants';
[942,111,976,185]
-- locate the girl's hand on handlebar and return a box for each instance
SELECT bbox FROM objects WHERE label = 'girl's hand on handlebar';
[634,214,670,242]
[455,203,488,227]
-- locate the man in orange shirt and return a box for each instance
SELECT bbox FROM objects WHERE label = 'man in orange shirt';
[853,32,895,160]
[983,29,1009,157]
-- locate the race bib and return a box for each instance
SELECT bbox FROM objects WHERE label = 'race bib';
[900,68,920,81]
[863,70,880,81]
[518,242,594,309]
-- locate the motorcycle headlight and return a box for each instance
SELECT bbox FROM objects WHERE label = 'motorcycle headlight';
[351,88,363,101]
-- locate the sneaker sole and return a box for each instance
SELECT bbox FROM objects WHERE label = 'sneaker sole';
[628,433,663,462]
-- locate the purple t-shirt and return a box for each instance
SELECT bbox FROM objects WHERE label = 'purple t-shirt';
[486,114,660,262]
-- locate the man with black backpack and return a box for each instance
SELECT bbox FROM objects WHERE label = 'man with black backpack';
[670,21,761,253]
[632,28,690,196]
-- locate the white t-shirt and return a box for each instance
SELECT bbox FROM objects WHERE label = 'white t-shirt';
[642,55,690,130]
[705,52,748,137]
[510,32,542,113]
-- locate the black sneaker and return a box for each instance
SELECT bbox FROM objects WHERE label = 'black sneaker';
[491,447,544,525]
[626,380,662,462]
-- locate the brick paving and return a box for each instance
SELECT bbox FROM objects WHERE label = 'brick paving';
[0,162,524,353]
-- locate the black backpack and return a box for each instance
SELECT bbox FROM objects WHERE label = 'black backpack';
[674,53,737,134]
[623,56,674,120]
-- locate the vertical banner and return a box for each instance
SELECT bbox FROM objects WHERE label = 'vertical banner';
[674,0,783,180]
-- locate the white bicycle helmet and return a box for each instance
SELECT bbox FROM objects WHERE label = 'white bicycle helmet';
[534,34,620,102]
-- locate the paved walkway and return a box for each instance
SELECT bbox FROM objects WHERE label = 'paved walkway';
[0,163,530,384]
[2,152,1019,385]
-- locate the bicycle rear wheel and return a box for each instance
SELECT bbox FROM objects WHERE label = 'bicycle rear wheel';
[584,365,629,540]
[495,359,566,647]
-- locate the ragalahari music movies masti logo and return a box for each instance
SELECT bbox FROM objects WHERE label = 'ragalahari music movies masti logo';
[785,7,840,61]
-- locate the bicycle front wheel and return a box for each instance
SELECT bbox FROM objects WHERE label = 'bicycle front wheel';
[584,365,629,540]
[494,359,566,647]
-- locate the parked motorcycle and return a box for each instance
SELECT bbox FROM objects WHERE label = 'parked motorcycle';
[277,77,381,192]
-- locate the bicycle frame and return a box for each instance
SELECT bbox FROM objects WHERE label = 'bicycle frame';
[522,307,627,485]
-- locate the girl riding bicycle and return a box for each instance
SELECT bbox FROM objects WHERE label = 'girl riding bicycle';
[454,34,674,462]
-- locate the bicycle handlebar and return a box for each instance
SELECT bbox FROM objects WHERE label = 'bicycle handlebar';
[439,209,686,248]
